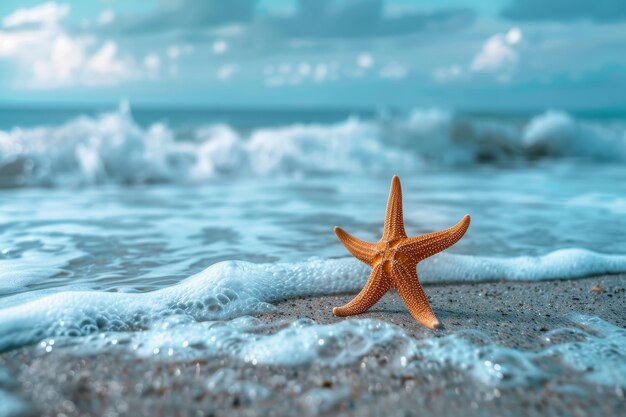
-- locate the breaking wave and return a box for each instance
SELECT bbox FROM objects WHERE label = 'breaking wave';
[0,105,625,187]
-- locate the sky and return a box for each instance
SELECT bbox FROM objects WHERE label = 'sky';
[0,0,625,111]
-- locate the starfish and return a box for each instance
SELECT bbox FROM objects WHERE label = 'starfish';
[333,176,470,329]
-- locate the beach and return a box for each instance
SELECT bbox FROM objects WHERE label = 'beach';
[2,0,626,414]
[1,108,626,417]
[2,274,624,417]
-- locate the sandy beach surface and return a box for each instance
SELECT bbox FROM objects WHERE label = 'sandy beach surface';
[1,274,624,417]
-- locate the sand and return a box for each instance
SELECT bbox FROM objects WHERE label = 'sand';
[0,274,624,417]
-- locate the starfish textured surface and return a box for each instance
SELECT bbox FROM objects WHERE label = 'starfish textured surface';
[333,176,470,329]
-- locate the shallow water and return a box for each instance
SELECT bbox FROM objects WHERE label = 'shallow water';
[0,106,625,402]
[2,164,626,296]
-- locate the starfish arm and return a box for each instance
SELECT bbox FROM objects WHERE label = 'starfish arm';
[333,264,390,316]
[397,214,470,262]
[382,175,407,240]
[334,227,377,265]
[391,263,440,329]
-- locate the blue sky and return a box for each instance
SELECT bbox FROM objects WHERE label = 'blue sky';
[0,0,625,111]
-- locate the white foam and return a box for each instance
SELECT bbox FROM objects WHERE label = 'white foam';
[544,314,626,387]
[523,111,626,161]
[422,248,626,282]
[0,258,362,351]
[245,119,415,176]
[406,314,626,388]
[1,105,625,187]
[70,316,399,367]
[48,313,626,389]
[1,249,625,352]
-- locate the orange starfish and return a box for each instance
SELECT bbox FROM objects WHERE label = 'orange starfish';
[333,176,470,329]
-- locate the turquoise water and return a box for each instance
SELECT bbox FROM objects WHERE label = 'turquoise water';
[0,105,625,401]
[1,164,626,297]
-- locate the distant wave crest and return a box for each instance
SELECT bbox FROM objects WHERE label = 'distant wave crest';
[1,105,625,187]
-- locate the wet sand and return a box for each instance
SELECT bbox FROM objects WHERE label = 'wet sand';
[1,274,624,417]
[261,274,626,350]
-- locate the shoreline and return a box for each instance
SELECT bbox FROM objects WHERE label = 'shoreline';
[260,273,626,350]
[0,274,624,417]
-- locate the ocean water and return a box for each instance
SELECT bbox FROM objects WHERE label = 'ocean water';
[1,104,626,408]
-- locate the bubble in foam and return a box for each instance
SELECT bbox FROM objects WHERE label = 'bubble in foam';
[51,313,626,390]
[1,249,626,352]
[544,314,626,387]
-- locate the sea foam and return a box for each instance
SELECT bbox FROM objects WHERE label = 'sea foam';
[38,313,626,389]
[1,105,625,187]
[1,248,625,352]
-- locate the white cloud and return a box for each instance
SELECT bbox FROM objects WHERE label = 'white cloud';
[212,40,228,54]
[506,27,522,45]
[167,46,180,59]
[216,63,239,81]
[298,62,311,76]
[433,27,523,83]
[0,2,136,88]
[471,28,523,73]
[268,61,314,85]
[0,30,48,58]
[167,44,193,60]
[379,62,408,79]
[98,9,115,26]
[33,34,85,83]
[357,52,374,69]
[433,64,464,83]
[313,63,329,82]
[143,53,161,70]
[2,1,69,28]
[88,42,131,77]
[30,36,133,87]
[264,60,342,87]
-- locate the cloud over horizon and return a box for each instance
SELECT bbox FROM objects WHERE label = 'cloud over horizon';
[0,2,139,88]
[0,0,625,110]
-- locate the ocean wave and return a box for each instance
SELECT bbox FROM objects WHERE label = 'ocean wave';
[1,248,625,352]
[0,105,625,187]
